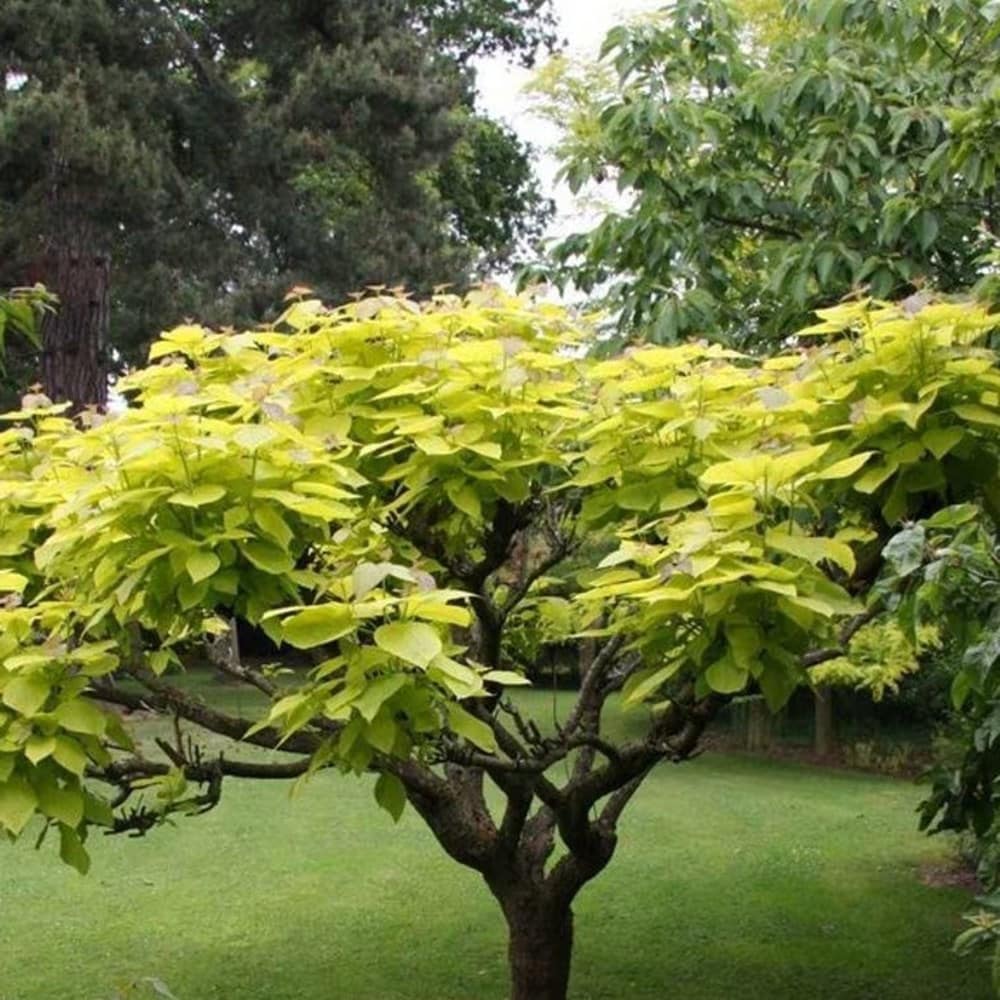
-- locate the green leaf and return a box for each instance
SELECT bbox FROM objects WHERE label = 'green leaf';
[0,570,28,592]
[374,772,407,822]
[58,824,91,875]
[186,549,221,584]
[954,403,1000,428]
[83,790,114,827]
[52,736,89,776]
[854,461,897,494]
[925,504,980,529]
[765,529,857,575]
[37,780,84,827]
[704,654,749,694]
[725,623,762,669]
[168,484,226,507]
[445,703,497,753]
[482,670,531,686]
[240,541,295,575]
[374,622,442,668]
[352,562,391,599]
[2,674,50,716]
[915,209,939,250]
[922,426,963,459]
[428,655,484,698]
[354,674,408,722]
[758,659,799,712]
[53,698,107,736]
[253,505,293,548]
[445,481,482,521]
[805,451,875,481]
[24,735,56,765]
[365,712,397,755]
[951,669,973,711]
[281,604,355,649]
[622,661,682,705]
[882,525,926,578]
[0,774,38,835]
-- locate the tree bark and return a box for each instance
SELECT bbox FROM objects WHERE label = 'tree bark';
[814,686,836,758]
[502,892,575,1000]
[39,244,110,411]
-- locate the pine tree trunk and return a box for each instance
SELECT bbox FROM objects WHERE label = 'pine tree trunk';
[39,245,110,411]
[504,895,574,1000]
[814,686,836,758]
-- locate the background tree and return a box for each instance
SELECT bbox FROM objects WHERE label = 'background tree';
[0,0,555,408]
[0,290,996,1000]
[528,0,1000,346]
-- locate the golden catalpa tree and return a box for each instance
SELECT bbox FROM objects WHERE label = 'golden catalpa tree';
[0,290,998,1000]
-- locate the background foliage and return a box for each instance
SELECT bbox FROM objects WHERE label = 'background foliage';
[529,0,1000,346]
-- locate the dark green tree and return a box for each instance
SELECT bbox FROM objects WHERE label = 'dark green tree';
[529,0,1000,346]
[0,0,554,408]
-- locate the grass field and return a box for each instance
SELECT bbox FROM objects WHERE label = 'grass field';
[0,685,989,1000]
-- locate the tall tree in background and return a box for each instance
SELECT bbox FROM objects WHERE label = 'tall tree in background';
[529,0,1000,346]
[0,0,555,408]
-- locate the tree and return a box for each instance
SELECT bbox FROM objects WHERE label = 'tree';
[885,507,1000,986]
[0,0,554,408]
[0,291,998,999]
[528,0,1000,347]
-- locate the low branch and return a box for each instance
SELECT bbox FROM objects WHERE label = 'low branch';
[802,607,880,669]
[94,670,321,756]
[92,754,312,784]
[706,210,802,240]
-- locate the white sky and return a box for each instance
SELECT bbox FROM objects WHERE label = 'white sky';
[473,0,664,244]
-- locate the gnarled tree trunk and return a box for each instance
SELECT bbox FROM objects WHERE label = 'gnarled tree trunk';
[39,244,110,411]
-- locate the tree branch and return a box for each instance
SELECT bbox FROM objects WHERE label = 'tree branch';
[94,669,322,756]
[802,606,880,669]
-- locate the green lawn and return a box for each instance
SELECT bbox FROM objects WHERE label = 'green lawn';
[0,687,989,999]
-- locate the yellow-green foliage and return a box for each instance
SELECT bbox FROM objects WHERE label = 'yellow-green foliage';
[811,621,939,699]
[0,291,998,868]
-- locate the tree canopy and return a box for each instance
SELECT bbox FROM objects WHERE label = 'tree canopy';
[529,0,1000,346]
[0,0,554,406]
[0,289,997,998]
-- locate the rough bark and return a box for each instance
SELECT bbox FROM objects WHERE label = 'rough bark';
[503,893,574,1000]
[39,244,110,411]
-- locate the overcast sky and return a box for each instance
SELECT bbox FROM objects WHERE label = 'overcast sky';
[473,0,663,244]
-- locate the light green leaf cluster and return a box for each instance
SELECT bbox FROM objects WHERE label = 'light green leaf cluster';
[575,299,1000,709]
[0,290,997,863]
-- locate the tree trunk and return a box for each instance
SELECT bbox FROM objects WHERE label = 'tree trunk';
[814,686,836,758]
[503,894,574,1000]
[39,245,110,411]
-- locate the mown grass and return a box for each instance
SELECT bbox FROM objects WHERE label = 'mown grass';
[0,685,989,999]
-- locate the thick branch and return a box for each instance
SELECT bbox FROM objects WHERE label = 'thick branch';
[94,671,321,756]
[92,754,311,784]
[564,634,625,736]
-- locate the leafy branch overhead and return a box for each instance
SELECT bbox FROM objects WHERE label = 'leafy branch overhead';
[0,289,997,881]
[528,0,1000,346]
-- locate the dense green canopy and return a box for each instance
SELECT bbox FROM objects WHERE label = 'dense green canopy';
[0,0,554,402]
[531,0,1000,346]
